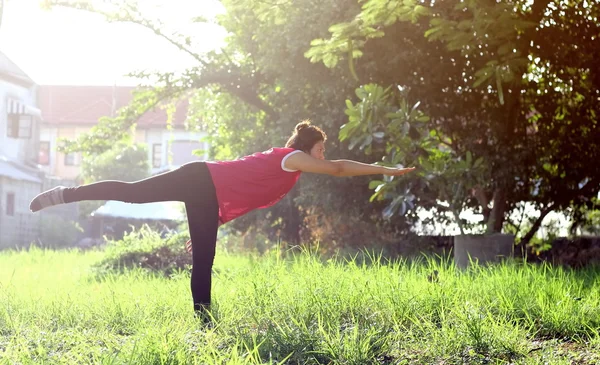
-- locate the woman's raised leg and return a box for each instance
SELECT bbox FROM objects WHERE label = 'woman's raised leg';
[30,162,202,212]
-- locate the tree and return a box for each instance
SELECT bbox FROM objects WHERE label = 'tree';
[73,140,150,218]
[47,0,411,248]
[305,0,600,243]
[80,141,149,183]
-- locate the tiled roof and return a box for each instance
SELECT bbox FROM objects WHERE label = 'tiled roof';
[38,85,190,127]
[0,158,41,183]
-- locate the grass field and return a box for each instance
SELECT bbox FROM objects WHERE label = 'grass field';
[1,247,599,364]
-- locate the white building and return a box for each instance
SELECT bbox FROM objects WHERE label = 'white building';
[37,85,209,240]
[0,51,44,248]
[37,85,208,180]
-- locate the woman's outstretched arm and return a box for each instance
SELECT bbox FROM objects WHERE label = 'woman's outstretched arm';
[285,152,415,177]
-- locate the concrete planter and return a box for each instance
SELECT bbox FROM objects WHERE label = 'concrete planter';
[454,233,515,269]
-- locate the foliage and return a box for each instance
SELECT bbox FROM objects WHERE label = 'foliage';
[46,0,600,245]
[47,0,408,247]
[307,0,600,240]
[341,84,489,235]
[38,215,83,248]
[94,225,191,276]
[572,198,600,236]
[72,140,150,217]
[79,140,150,183]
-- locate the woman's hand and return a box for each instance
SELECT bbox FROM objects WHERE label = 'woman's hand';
[382,167,416,176]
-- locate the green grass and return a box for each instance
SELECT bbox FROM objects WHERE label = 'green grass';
[1,247,599,364]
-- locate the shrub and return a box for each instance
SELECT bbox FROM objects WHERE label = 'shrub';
[94,225,191,276]
[39,215,83,248]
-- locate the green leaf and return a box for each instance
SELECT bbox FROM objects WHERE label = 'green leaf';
[473,67,494,88]
[413,5,430,17]
[349,137,361,150]
[339,125,350,141]
[419,157,434,172]
[360,135,373,150]
[424,26,444,39]
[323,53,339,68]
[369,191,381,202]
[410,101,421,114]
[347,40,360,82]
[369,180,384,189]
[473,157,484,169]
[496,72,505,105]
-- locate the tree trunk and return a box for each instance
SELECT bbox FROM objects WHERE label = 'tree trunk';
[487,188,507,233]
[519,204,555,247]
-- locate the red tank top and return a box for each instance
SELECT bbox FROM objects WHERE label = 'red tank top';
[205,148,302,224]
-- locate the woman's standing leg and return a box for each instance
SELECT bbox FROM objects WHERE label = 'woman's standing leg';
[30,161,223,314]
[183,163,220,315]
[186,200,219,314]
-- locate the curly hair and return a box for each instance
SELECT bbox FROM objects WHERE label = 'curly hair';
[285,120,327,152]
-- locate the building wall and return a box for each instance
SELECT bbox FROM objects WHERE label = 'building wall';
[145,128,208,175]
[0,79,39,163]
[39,125,58,176]
[40,124,208,179]
[0,176,41,249]
[39,125,92,180]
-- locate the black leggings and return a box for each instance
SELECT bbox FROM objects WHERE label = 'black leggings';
[63,162,219,312]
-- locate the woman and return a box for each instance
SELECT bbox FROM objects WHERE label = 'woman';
[30,120,415,315]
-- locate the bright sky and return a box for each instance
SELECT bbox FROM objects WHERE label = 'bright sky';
[0,0,226,85]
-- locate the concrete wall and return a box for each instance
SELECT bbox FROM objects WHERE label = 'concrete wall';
[0,176,41,249]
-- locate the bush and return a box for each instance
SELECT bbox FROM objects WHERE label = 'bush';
[94,225,191,276]
[39,215,83,248]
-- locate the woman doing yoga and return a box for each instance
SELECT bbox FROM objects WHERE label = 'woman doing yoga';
[30,120,415,315]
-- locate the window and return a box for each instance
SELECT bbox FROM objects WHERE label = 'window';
[64,153,79,166]
[7,114,32,138]
[6,193,15,216]
[39,141,50,165]
[152,144,162,168]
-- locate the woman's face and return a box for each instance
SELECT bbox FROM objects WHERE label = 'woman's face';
[309,140,326,160]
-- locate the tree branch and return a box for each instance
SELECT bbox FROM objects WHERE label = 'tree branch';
[189,69,280,120]
[49,1,280,122]
[518,178,599,247]
[519,203,555,247]
[60,85,186,154]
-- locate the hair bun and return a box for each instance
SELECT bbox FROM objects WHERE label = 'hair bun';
[295,120,311,132]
